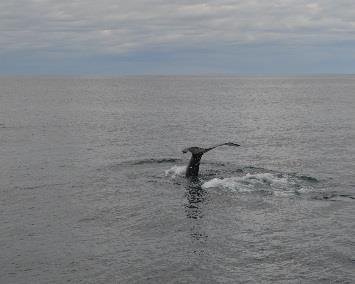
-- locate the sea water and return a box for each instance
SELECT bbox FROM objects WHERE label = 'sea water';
[0,75,354,283]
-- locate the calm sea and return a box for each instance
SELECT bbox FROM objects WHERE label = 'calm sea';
[1,75,354,283]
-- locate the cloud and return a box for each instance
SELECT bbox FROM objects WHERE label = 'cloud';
[1,0,354,56]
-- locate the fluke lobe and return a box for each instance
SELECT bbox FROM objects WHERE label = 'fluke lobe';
[182,142,240,178]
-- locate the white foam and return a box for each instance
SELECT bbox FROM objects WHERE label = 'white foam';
[201,172,292,193]
[165,165,186,178]
[297,186,313,193]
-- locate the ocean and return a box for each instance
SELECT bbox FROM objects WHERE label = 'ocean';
[0,75,354,283]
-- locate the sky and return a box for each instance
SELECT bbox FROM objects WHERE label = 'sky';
[1,0,355,74]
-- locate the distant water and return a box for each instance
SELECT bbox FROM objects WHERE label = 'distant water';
[1,75,354,283]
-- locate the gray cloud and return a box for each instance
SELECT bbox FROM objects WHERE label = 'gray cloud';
[0,0,354,56]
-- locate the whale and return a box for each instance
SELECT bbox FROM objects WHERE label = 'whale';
[182,142,240,178]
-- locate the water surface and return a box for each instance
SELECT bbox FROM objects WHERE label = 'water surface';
[0,75,354,283]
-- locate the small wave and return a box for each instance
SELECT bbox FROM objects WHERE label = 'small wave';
[297,175,319,182]
[165,165,187,178]
[119,158,181,166]
[133,158,181,165]
[312,193,355,201]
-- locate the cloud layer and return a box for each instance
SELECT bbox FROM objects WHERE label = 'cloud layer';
[1,0,355,53]
[1,0,354,73]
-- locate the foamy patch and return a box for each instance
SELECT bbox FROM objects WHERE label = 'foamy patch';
[297,186,313,193]
[202,173,294,193]
[165,165,186,178]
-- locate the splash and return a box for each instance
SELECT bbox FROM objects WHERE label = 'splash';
[165,165,187,178]
[201,172,308,195]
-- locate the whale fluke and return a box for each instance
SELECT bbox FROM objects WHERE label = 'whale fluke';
[182,142,240,178]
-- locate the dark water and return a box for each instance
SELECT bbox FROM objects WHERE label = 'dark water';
[0,76,354,283]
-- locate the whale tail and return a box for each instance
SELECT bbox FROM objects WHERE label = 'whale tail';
[182,142,240,178]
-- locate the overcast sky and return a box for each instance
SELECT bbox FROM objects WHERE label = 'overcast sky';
[1,0,354,74]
